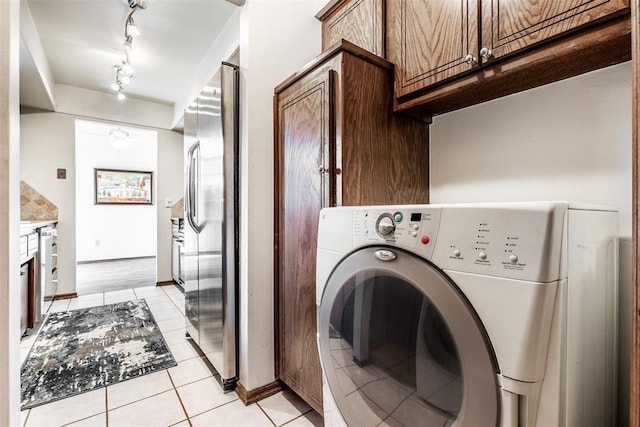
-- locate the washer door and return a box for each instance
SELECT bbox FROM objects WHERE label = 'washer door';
[318,247,500,426]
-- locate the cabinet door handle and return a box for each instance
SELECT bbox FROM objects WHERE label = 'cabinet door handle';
[464,54,477,66]
[480,47,493,60]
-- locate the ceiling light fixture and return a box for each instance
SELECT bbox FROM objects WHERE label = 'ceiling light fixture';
[111,0,147,100]
[109,127,131,150]
[109,127,130,140]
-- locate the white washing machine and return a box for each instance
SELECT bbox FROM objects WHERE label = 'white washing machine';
[316,202,618,426]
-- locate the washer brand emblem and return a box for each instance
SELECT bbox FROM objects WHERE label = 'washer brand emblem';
[374,249,397,261]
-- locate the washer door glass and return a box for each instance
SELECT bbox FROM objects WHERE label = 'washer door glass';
[318,247,499,426]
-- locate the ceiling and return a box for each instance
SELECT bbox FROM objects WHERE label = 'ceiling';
[20,0,240,111]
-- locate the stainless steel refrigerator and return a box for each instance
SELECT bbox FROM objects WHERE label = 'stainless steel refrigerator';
[184,62,239,391]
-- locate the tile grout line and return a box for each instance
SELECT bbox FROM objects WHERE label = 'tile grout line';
[167,368,193,426]
[160,286,185,314]
[186,397,242,420]
[105,386,109,427]
[102,378,176,412]
[21,408,30,427]
[255,401,278,426]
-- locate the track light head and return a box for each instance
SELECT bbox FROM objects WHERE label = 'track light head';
[126,16,140,36]
[124,0,147,10]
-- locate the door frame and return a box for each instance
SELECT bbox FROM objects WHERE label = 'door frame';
[632,2,640,425]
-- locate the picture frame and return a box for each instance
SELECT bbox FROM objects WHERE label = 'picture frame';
[94,168,153,205]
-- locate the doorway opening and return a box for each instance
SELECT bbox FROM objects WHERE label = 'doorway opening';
[75,120,158,295]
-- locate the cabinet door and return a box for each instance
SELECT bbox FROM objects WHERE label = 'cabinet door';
[387,0,479,98]
[481,0,629,61]
[275,71,335,412]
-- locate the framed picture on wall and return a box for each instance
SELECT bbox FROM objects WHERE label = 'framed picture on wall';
[94,168,153,205]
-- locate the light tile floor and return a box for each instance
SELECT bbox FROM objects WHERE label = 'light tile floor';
[19,285,324,427]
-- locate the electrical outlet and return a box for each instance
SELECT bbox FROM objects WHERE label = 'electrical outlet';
[165,198,172,208]
[57,168,67,179]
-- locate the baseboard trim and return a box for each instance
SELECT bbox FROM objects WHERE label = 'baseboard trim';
[236,380,283,406]
[53,293,78,300]
[156,280,176,287]
[77,255,155,265]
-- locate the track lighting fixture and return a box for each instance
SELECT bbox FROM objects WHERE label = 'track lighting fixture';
[111,0,146,99]
[126,16,140,36]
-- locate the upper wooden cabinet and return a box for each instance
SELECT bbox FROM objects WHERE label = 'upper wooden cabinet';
[387,0,479,98]
[481,0,630,61]
[316,0,385,57]
[386,0,631,120]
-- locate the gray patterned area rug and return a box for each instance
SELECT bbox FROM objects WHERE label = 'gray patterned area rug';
[21,299,177,410]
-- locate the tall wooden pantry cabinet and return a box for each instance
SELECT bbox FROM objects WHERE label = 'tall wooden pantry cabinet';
[274,40,430,412]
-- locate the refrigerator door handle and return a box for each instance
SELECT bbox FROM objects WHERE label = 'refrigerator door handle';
[186,140,201,233]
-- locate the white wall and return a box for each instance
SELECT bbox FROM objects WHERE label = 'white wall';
[21,113,77,295]
[174,7,242,128]
[238,0,322,390]
[55,84,174,130]
[20,0,55,110]
[156,128,184,282]
[75,120,157,262]
[0,0,22,422]
[430,62,632,237]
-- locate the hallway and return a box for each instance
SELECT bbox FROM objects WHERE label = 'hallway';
[19,285,322,427]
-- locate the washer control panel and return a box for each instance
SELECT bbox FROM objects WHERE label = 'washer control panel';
[348,203,568,282]
[353,207,442,260]
[430,205,567,281]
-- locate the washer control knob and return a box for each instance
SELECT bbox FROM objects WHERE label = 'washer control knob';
[453,249,461,257]
[412,224,419,231]
[376,215,396,237]
[478,252,487,260]
[411,231,418,237]
[509,254,518,263]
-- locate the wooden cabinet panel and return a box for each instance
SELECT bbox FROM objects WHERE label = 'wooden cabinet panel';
[340,54,431,205]
[387,0,479,98]
[388,0,630,113]
[317,0,384,56]
[276,72,333,413]
[481,0,630,60]
[274,41,429,414]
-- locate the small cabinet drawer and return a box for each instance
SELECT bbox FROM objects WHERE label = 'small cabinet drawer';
[20,236,28,262]
[27,233,38,257]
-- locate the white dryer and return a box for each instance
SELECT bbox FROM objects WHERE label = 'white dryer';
[316,202,618,426]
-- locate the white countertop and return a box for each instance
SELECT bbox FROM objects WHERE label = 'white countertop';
[20,220,57,236]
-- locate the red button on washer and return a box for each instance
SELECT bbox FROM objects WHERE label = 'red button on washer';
[421,235,430,245]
